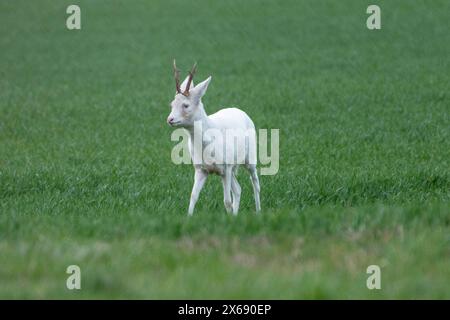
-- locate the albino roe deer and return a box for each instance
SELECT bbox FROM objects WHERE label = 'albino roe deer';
[167,61,260,215]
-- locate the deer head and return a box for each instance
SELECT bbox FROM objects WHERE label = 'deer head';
[167,60,211,127]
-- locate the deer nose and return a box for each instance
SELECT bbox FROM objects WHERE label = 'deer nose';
[167,116,174,125]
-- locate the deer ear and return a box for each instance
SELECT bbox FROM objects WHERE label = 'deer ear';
[180,76,194,93]
[191,76,211,100]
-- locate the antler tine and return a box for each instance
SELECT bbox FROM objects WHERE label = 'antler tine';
[183,62,197,96]
[173,59,181,93]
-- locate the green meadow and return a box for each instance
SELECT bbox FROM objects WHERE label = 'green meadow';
[0,0,449,298]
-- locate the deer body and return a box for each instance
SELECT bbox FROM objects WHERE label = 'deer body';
[168,62,261,215]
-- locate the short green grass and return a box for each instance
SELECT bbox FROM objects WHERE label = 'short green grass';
[0,0,449,299]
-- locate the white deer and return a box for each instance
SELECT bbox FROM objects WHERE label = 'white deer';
[167,61,261,215]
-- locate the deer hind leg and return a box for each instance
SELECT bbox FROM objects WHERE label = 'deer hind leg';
[221,166,233,214]
[247,164,261,212]
[230,172,241,215]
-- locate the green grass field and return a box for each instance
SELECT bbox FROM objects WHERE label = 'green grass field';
[0,0,449,299]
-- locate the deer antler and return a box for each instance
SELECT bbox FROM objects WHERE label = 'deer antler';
[173,59,181,94]
[183,62,197,96]
[173,61,197,96]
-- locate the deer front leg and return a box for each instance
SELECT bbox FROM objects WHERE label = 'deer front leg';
[188,169,208,216]
[221,167,233,214]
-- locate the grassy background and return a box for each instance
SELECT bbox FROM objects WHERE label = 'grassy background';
[0,0,449,298]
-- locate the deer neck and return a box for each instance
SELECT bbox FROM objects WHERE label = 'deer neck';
[186,103,212,137]
[185,103,215,163]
